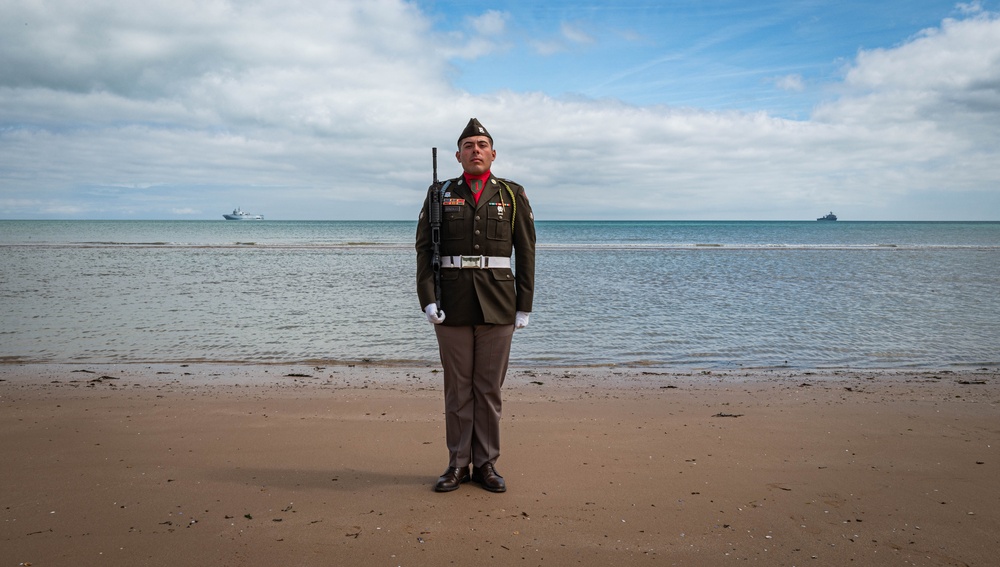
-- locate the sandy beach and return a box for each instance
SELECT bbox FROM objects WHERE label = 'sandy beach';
[1,363,997,566]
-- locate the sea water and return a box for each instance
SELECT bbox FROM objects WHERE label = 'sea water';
[1,220,998,369]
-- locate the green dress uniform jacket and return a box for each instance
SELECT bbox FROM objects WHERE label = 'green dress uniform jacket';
[416,174,535,326]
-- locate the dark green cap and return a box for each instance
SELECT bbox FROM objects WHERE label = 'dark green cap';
[457,118,492,146]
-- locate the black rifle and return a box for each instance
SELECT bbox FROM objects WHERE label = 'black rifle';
[428,147,443,317]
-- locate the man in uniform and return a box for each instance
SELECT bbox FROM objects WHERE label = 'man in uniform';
[416,118,536,493]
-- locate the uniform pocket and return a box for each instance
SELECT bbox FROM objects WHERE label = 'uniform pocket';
[490,268,515,282]
[443,209,466,240]
[486,206,511,241]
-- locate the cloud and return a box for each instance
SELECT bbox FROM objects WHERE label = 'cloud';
[529,21,595,55]
[530,40,566,56]
[817,12,1000,141]
[1,1,998,220]
[956,0,984,15]
[469,9,509,35]
[445,10,511,60]
[774,74,805,92]
[3,1,434,97]
[561,22,596,45]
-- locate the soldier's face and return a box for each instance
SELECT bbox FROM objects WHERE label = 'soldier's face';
[456,136,495,175]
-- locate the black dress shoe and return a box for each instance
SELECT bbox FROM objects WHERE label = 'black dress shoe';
[434,466,470,492]
[471,463,506,493]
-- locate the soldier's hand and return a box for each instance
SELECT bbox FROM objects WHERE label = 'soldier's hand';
[515,311,530,330]
[424,304,446,325]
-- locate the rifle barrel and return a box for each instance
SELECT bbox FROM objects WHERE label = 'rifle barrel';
[432,147,438,184]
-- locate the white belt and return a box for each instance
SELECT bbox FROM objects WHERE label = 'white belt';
[440,255,511,269]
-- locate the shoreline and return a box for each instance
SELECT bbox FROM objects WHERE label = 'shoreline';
[3,361,997,382]
[2,363,998,566]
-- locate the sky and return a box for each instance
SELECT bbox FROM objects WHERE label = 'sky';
[1,0,998,220]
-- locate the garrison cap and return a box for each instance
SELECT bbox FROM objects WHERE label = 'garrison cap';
[458,118,492,146]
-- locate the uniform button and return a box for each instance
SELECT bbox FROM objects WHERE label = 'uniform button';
[474,244,480,250]
[475,216,481,221]
[475,230,480,235]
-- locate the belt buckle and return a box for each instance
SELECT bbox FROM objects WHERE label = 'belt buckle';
[461,255,482,269]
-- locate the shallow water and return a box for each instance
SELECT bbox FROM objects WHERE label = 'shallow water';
[2,220,998,368]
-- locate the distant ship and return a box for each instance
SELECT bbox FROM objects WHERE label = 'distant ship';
[817,212,837,221]
[223,207,264,220]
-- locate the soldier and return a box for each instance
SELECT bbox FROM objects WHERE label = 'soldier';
[416,118,536,493]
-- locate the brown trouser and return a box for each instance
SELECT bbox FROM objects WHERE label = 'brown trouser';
[434,323,515,468]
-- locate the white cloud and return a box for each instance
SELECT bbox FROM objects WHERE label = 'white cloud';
[1,0,998,220]
[530,40,566,56]
[817,12,1000,149]
[561,22,596,45]
[444,10,511,60]
[528,21,594,56]
[774,74,805,92]
[956,1,984,15]
[470,10,509,35]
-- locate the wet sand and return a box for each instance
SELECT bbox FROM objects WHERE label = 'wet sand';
[1,363,998,566]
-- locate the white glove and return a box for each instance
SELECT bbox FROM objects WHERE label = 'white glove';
[515,311,530,329]
[424,304,445,325]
